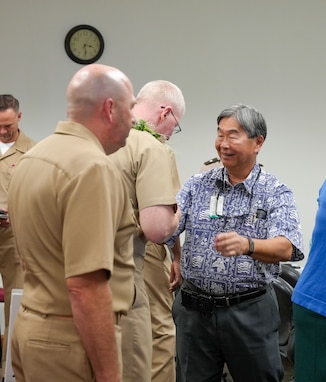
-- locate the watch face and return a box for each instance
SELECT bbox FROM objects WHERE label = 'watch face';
[65,25,105,64]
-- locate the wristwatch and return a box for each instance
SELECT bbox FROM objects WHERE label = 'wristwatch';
[246,237,255,256]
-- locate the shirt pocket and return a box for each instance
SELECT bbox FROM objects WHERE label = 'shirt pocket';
[2,162,17,190]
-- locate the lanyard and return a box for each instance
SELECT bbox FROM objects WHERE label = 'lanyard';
[209,166,262,219]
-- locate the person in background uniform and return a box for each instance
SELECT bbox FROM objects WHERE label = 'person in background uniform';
[167,104,304,382]
[0,94,35,362]
[292,180,326,382]
[8,64,137,382]
[137,80,185,382]
[200,157,222,172]
[110,80,184,382]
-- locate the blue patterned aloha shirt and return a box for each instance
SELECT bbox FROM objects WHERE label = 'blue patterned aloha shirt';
[167,163,304,296]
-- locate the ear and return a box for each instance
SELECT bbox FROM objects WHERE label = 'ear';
[160,106,171,121]
[255,135,264,153]
[103,98,114,122]
[17,112,22,122]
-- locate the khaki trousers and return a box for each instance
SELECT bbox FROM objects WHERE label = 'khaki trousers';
[120,255,152,382]
[11,306,123,382]
[144,242,176,382]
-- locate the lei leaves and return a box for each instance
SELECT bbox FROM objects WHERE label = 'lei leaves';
[133,119,165,142]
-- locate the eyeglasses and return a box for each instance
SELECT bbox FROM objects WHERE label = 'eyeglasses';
[161,106,181,134]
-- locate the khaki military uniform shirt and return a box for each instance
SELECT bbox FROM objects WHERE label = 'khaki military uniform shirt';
[0,130,35,208]
[110,128,179,256]
[8,121,135,315]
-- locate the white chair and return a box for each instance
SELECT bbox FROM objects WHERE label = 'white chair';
[4,289,23,382]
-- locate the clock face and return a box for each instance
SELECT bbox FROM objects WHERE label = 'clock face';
[65,25,105,64]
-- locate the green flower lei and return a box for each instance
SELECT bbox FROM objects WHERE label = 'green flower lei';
[133,119,166,142]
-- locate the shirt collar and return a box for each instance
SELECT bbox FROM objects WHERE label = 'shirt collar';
[215,163,262,194]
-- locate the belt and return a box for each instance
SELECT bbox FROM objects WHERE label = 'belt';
[181,285,268,313]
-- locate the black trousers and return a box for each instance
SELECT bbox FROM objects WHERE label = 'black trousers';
[172,284,283,382]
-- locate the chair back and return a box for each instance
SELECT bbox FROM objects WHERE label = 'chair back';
[280,263,301,288]
[273,277,295,365]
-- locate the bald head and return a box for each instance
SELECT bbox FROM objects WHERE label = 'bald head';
[66,64,133,121]
[65,64,136,154]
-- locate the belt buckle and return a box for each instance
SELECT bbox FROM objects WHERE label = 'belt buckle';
[198,294,208,310]
[198,293,214,314]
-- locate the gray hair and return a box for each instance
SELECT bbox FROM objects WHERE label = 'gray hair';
[136,80,185,117]
[217,104,267,140]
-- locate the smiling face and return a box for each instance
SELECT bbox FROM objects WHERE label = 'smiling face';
[215,116,264,180]
[0,108,21,143]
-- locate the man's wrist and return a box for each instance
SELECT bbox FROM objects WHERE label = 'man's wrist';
[246,237,255,256]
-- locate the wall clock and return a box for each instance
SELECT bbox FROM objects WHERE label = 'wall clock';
[64,25,105,65]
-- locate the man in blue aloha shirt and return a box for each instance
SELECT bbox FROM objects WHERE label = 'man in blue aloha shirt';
[167,104,304,382]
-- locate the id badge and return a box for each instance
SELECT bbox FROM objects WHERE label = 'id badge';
[216,195,224,216]
[209,195,224,218]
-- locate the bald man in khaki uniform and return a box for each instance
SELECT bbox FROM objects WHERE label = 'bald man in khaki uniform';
[8,64,137,382]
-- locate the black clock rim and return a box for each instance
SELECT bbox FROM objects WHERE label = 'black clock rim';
[64,24,105,65]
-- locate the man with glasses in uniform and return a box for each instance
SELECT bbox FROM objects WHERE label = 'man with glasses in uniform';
[111,80,185,382]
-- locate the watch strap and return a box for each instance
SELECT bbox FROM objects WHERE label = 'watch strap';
[246,237,255,256]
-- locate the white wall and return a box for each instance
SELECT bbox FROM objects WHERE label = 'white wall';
[2,0,325,265]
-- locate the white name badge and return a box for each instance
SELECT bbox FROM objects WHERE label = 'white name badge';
[216,195,224,216]
[209,195,224,218]
[209,196,217,218]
